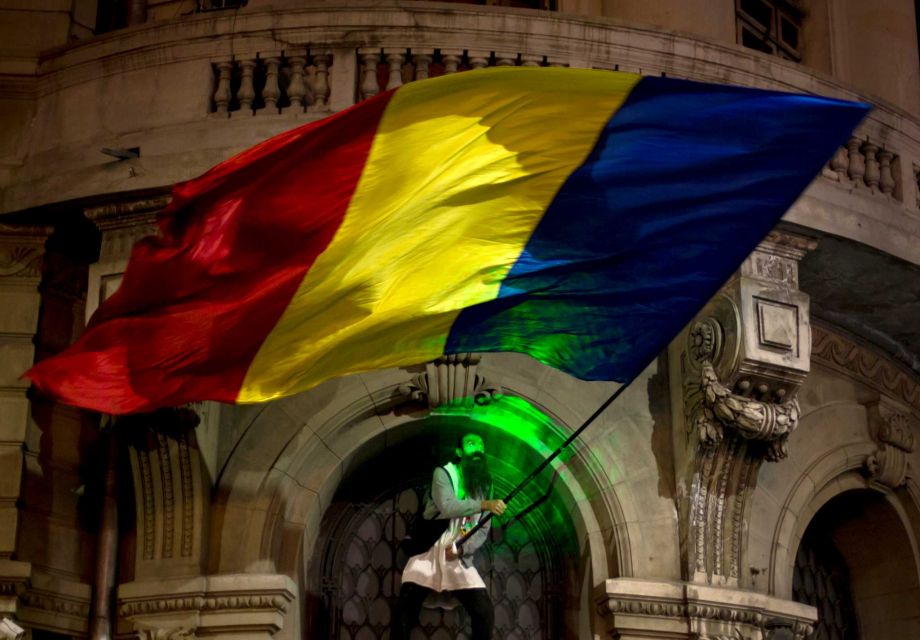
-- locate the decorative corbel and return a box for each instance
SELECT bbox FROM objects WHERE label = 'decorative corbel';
[865,399,915,490]
[679,230,815,585]
[684,317,801,462]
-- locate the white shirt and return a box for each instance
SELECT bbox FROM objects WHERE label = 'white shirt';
[400,462,491,596]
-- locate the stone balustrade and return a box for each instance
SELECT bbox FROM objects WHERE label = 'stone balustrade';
[823,136,902,200]
[3,2,919,267]
[355,47,568,100]
[210,51,332,116]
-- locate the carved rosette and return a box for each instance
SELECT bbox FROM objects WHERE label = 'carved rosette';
[397,353,502,408]
[865,399,916,490]
[679,231,814,586]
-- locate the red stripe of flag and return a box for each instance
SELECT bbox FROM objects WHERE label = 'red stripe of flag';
[26,91,396,413]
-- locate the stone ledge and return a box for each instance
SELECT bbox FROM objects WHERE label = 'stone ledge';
[597,578,817,640]
[117,573,296,639]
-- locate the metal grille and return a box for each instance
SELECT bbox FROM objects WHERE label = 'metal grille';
[322,484,562,639]
[792,532,858,640]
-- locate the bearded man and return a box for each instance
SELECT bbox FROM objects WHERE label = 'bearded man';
[391,433,507,640]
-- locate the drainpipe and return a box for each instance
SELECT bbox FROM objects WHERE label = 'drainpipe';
[89,417,119,640]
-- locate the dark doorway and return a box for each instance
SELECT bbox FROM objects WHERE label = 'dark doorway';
[792,489,920,639]
[306,419,579,639]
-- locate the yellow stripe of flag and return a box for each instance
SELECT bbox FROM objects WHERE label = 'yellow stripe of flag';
[239,67,640,402]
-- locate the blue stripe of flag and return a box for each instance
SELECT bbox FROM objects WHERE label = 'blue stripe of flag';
[444,75,868,382]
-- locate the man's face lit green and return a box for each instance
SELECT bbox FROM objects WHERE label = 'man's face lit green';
[457,434,485,461]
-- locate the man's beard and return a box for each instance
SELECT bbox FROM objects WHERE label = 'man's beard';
[461,454,491,499]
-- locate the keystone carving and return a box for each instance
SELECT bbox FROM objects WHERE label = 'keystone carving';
[865,399,916,490]
[398,353,502,408]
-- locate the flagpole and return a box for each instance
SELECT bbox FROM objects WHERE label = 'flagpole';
[455,373,637,551]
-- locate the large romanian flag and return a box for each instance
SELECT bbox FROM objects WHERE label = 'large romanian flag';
[26,68,868,414]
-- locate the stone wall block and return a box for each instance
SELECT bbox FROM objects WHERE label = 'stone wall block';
[0,446,23,500]
[0,397,28,444]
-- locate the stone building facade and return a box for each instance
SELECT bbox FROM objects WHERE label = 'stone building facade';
[0,1,919,639]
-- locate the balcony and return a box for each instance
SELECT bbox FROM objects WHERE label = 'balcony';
[2,1,919,267]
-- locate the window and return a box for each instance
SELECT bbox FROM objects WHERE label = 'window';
[736,0,803,62]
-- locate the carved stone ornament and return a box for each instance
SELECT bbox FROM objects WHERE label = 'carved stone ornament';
[685,318,801,462]
[0,225,50,280]
[813,323,920,413]
[120,408,204,578]
[694,362,800,462]
[135,627,196,640]
[397,353,502,408]
[679,232,814,586]
[865,399,916,490]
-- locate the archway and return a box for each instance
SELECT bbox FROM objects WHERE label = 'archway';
[306,398,588,640]
[792,489,920,639]
[209,362,632,638]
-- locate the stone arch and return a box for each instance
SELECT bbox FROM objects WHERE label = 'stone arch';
[209,359,637,633]
[792,486,920,638]
[760,398,920,601]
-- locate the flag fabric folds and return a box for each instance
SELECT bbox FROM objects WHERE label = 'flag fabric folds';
[25,67,868,414]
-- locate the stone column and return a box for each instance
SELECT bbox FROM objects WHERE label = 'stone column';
[0,224,50,627]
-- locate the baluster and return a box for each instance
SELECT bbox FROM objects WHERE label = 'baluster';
[262,56,280,113]
[385,50,405,90]
[468,51,489,70]
[520,54,542,67]
[830,146,848,181]
[213,61,232,115]
[413,52,433,81]
[442,50,462,74]
[360,50,381,99]
[846,137,865,186]
[877,149,895,196]
[237,58,256,113]
[495,52,517,67]
[310,52,331,112]
[287,55,307,112]
[862,142,880,190]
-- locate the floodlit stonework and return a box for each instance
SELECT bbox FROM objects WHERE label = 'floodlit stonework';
[0,1,919,639]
